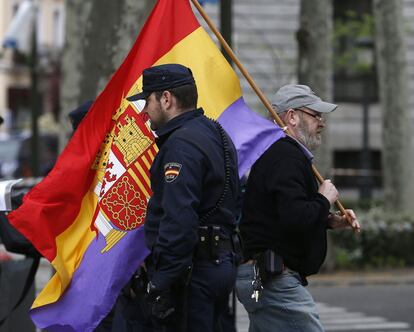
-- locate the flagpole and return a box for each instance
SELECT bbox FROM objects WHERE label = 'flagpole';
[191,0,354,228]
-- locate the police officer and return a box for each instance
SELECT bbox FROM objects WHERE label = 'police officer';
[127,64,240,332]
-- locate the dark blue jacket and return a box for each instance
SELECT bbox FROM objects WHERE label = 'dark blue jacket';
[145,108,240,290]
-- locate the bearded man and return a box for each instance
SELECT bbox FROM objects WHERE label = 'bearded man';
[236,84,360,332]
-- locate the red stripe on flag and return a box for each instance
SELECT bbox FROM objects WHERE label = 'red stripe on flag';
[124,0,200,90]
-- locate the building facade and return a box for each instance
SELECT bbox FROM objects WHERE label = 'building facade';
[0,0,65,133]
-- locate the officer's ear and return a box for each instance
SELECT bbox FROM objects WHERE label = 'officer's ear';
[160,90,174,110]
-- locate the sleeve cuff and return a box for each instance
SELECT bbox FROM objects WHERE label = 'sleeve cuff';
[150,273,171,292]
[315,193,331,228]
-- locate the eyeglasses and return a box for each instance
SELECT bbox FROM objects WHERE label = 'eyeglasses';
[294,108,324,122]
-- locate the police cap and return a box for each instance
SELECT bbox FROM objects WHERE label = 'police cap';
[127,63,195,101]
[68,100,93,131]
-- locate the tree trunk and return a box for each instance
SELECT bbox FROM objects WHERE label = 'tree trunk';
[297,0,334,179]
[373,0,414,211]
[59,0,155,147]
[297,0,335,271]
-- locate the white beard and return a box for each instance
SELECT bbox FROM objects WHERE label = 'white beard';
[296,123,322,151]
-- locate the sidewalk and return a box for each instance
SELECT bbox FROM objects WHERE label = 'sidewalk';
[309,268,414,286]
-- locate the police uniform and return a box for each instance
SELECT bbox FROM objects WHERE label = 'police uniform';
[128,64,240,332]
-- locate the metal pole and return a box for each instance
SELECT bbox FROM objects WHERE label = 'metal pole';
[360,74,372,199]
[30,14,39,177]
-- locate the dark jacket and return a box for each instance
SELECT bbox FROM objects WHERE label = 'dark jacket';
[240,136,330,276]
[145,108,240,290]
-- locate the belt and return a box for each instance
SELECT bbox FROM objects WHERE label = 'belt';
[194,238,233,260]
[241,258,289,272]
[240,259,308,286]
[216,238,233,251]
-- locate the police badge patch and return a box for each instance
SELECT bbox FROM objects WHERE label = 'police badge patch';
[164,162,182,182]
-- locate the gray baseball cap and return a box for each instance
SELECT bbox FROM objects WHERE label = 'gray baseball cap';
[272,84,337,114]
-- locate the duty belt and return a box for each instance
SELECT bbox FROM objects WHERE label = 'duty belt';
[194,225,233,261]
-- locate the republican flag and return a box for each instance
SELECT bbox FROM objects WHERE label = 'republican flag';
[8,0,283,331]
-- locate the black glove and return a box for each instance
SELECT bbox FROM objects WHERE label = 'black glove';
[130,267,148,297]
[146,281,176,325]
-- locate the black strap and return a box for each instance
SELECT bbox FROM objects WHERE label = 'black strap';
[176,119,232,224]
[199,120,232,223]
[0,256,40,326]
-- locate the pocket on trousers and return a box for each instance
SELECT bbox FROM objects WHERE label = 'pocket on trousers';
[235,268,264,313]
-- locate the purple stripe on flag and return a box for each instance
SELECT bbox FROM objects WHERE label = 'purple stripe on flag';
[218,97,285,177]
[30,227,149,332]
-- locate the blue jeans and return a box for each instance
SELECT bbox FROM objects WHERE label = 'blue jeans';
[236,263,324,332]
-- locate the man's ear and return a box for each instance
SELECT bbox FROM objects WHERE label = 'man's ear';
[286,108,298,127]
[161,91,173,109]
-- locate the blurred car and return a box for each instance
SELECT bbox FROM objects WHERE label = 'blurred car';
[0,134,58,178]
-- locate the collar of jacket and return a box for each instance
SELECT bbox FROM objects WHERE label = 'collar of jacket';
[155,107,204,139]
[285,135,314,161]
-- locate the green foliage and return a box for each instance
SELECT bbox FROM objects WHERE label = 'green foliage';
[331,207,414,269]
[334,11,375,75]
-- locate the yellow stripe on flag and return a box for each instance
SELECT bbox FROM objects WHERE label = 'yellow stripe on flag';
[147,149,154,162]
[128,168,151,199]
[126,27,242,120]
[154,27,242,119]
[141,154,151,170]
[134,161,151,189]
[32,189,98,308]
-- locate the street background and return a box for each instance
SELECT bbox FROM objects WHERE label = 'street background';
[30,258,414,332]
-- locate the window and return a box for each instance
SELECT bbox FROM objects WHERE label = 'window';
[333,150,382,188]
